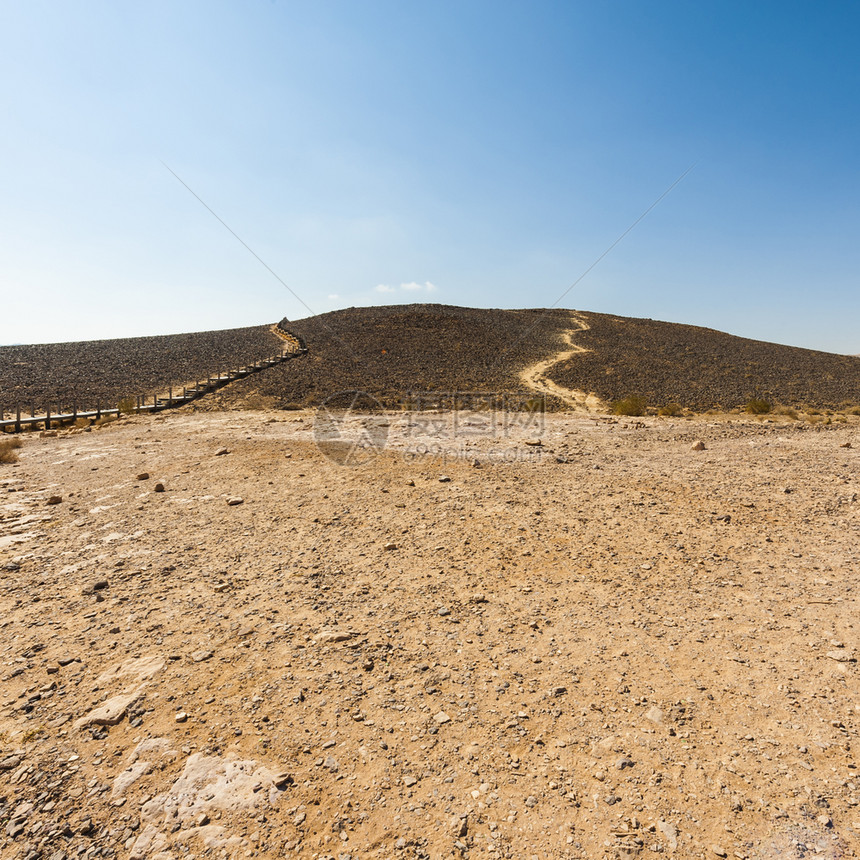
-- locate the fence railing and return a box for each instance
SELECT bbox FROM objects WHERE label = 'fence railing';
[1,328,307,433]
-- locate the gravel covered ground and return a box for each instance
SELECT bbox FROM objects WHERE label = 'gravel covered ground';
[204,306,573,411]
[547,312,860,411]
[1,408,859,859]
[0,326,282,414]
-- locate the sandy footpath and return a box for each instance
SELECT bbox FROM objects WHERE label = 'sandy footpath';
[1,409,859,860]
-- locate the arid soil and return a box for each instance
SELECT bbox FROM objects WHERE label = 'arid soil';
[2,408,860,860]
[0,326,281,412]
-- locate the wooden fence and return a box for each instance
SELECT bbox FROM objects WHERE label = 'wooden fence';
[1,327,307,433]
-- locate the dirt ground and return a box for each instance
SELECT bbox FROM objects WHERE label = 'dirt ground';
[1,407,859,860]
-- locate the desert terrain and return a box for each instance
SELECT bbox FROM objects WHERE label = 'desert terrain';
[2,404,859,860]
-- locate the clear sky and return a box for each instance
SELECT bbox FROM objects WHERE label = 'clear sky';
[2,1,859,352]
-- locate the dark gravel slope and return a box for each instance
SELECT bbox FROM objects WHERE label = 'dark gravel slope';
[0,325,281,409]
[209,305,573,409]
[550,312,860,410]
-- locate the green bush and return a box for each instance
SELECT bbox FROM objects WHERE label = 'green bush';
[612,396,647,416]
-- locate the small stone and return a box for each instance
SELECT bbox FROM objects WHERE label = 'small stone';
[470,593,488,603]
[593,770,606,782]
[605,794,620,805]
[324,756,339,771]
[524,795,537,808]
[710,846,728,858]
[403,775,418,787]
[840,441,852,448]
[293,812,306,827]
[82,579,109,595]
[817,814,833,827]
[3,561,20,571]
[136,472,150,481]
[438,475,451,482]
[550,686,567,697]
[437,607,451,617]
[215,447,230,456]
[434,711,451,724]
[46,495,62,505]
[524,439,542,447]
[227,497,244,506]
[362,658,374,671]
[383,542,397,551]
[827,650,855,662]
[615,756,634,770]
[691,440,705,451]
[315,630,354,643]
[644,706,663,724]
[213,581,231,593]
[46,665,60,675]
[153,482,165,493]
[175,712,188,723]
[190,649,213,662]
[273,771,294,789]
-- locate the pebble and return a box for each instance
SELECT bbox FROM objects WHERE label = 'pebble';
[191,649,214,662]
[615,756,634,770]
[136,472,150,481]
[438,476,451,482]
[691,441,706,451]
[437,607,451,617]
[215,447,230,456]
[175,712,188,723]
[434,711,451,724]
[227,497,244,506]
[383,542,397,551]
[826,650,855,662]
[154,482,165,493]
[710,846,727,857]
[325,756,339,772]
[46,495,62,505]
[293,812,306,827]
[550,686,567,697]
[524,795,537,807]
[644,706,663,724]
[403,775,418,787]
[82,579,109,595]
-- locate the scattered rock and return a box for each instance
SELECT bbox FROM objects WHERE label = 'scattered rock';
[644,706,664,724]
[403,775,418,787]
[73,690,142,729]
[175,711,189,723]
[438,476,451,482]
[191,649,214,662]
[826,650,855,662]
[227,497,244,506]
[383,542,398,551]
[136,472,150,481]
[315,630,354,643]
[82,578,109,595]
[215,447,230,456]
[710,845,727,857]
[691,440,706,451]
[154,482,165,492]
[46,495,62,505]
[434,711,451,724]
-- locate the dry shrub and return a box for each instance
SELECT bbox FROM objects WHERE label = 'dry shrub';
[611,396,647,417]
[0,437,23,464]
[657,403,682,417]
[774,405,798,420]
[745,397,772,415]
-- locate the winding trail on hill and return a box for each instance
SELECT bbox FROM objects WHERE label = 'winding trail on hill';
[519,312,605,412]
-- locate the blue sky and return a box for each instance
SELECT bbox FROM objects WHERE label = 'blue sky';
[2,1,859,352]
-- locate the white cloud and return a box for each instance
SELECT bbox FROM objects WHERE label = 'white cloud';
[328,293,339,300]
[376,281,438,294]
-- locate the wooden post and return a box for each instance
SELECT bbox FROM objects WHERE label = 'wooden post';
[72,402,77,423]
[15,404,21,433]
[45,406,51,431]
